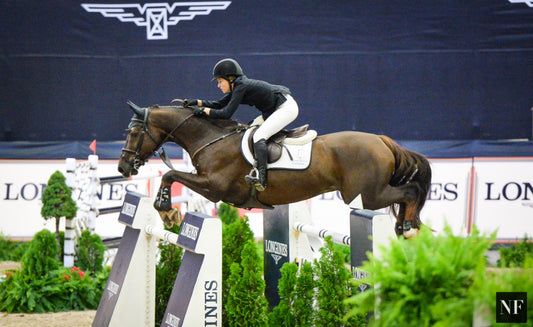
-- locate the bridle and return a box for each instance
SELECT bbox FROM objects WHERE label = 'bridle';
[121,103,247,172]
[121,106,194,171]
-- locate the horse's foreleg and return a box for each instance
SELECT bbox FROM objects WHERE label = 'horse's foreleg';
[153,170,214,227]
[154,170,213,210]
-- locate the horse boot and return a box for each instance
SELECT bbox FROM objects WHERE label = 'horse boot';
[253,138,268,191]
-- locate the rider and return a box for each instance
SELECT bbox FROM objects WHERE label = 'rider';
[183,58,299,191]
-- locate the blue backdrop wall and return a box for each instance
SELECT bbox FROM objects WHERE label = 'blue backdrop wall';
[1,0,532,142]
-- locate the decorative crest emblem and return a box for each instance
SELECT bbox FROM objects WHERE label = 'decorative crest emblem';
[81,2,231,40]
[508,0,533,7]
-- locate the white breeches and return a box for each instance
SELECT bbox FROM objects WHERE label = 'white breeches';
[253,94,299,143]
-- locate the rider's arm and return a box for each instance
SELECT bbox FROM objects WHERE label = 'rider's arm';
[202,93,231,110]
[203,86,245,119]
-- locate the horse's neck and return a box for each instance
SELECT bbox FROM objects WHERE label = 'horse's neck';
[156,109,229,155]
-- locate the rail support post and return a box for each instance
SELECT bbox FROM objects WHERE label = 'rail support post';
[263,199,396,310]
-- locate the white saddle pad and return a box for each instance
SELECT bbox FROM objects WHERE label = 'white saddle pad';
[241,127,317,170]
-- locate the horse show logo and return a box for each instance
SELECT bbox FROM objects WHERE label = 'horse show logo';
[81,1,232,40]
[508,0,533,7]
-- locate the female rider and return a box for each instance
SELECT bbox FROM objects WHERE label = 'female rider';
[183,58,299,191]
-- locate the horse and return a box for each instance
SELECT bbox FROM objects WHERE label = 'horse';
[118,102,432,238]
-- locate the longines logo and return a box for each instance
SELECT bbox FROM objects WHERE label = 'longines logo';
[508,0,533,7]
[81,1,232,40]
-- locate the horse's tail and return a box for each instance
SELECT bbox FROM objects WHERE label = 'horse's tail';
[378,135,432,222]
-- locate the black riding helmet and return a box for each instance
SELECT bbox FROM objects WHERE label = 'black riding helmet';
[212,58,243,81]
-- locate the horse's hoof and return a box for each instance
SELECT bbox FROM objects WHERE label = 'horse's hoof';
[159,211,174,228]
[403,228,419,239]
[154,186,172,211]
[158,208,182,228]
[169,208,182,225]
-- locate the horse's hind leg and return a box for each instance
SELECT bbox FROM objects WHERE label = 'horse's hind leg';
[394,203,406,236]
[349,183,421,238]
[394,184,422,238]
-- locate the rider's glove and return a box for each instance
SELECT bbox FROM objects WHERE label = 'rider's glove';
[192,107,206,116]
[183,99,198,107]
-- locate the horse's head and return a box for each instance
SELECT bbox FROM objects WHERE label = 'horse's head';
[118,101,241,177]
[118,101,164,177]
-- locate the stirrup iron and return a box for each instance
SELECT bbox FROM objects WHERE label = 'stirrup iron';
[244,167,265,191]
[245,167,260,185]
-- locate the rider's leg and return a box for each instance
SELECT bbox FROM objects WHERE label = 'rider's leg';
[252,138,268,191]
[252,95,299,190]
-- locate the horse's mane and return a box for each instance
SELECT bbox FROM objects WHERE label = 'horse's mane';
[155,105,244,132]
[209,118,243,131]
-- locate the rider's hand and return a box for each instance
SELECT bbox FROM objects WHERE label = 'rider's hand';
[192,107,206,116]
[183,99,198,107]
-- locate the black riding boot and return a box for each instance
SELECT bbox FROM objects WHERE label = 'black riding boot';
[253,139,268,191]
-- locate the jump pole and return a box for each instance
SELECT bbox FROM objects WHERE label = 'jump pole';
[92,192,222,327]
[263,197,396,309]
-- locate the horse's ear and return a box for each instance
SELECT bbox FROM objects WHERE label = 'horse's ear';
[127,100,145,117]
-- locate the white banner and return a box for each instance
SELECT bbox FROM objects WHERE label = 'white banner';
[0,159,179,238]
[421,159,472,236]
[473,158,533,241]
[1,157,532,241]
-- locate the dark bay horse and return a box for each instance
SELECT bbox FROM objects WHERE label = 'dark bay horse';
[118,103,431,238]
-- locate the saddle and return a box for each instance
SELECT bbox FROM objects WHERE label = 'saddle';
[247,125,309,163]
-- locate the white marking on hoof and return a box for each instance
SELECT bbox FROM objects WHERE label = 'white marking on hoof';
[403,228,420,239]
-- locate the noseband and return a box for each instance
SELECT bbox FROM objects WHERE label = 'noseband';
[121,107,158,171]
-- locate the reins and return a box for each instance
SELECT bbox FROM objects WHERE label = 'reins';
[190,124,247,162]
[154,112,195,170]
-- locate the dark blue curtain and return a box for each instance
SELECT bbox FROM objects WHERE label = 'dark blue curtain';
[1,0,532,141]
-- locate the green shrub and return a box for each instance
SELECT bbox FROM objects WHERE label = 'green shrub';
[0,229,109,313]
[346,227,494,327]
[268,262,315,326]
[0,233,29,261]
[268,237,365,327]
[315,237,363,327]
[0,265,108,313]
[40,171,77,246]
[221,205,255,325]
[498,237,533,268]
[332,242,351,264]
[218,202,240,225]
[225,240,268,326]
[75,230,106,275]
[22,229,60,278]
[474,257,533,326]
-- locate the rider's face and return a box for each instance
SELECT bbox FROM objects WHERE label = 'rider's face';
[217,78,231,93]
